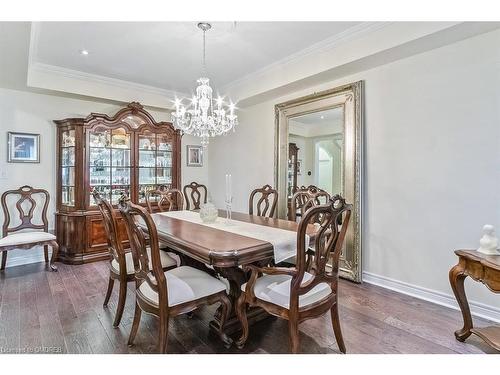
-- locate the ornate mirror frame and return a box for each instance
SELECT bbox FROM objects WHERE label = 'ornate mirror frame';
[274,81,363,282]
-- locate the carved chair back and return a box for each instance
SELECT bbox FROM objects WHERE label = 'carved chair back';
[183,182,208,210]
[249,185,278,218]
[145,186,184,213]
[1,185,50,237]
[92,189,126,270]
[291,195,352,309]
[290,188,330,221]
[118,197,168,305]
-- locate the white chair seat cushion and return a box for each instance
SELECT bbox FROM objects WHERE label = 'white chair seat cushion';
[138,266,227,307]
[111,248,176,275]
[241,272,332,309]
[0,231,56,247]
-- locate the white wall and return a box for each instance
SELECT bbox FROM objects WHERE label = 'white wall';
[0,88,208,266]
[209,30,500,313]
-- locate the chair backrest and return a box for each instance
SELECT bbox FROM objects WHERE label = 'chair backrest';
[118,196,168,304]
[183,182,208,210]
[290,188,330,221]
[92,189,126,269]
[145,186,184,213]
[249,184,278,218]
[1,185,50,237]
[291,195,352,309]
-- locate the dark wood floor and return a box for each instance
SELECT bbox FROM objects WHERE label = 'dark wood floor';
[0,260,496,354]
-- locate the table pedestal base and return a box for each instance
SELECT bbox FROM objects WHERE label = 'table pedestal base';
[210,306,273,336]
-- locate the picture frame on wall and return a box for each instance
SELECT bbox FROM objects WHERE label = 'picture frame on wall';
[186,145,203,167]
[7,132,40,163]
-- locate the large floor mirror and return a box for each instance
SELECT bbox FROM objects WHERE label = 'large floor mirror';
[275,81,363,282]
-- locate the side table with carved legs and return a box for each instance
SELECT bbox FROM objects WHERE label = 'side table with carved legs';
[449,249,500,352]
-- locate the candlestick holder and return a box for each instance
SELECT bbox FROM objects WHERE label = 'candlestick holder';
[224,197,233,224]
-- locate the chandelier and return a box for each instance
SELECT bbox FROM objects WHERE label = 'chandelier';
[172,22,238,147]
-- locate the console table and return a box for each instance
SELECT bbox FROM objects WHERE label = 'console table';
[449,249,500,351]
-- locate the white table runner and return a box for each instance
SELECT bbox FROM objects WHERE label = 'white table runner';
[157,210,309,263]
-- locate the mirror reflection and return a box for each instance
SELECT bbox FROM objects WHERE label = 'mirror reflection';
[287,107,344,220]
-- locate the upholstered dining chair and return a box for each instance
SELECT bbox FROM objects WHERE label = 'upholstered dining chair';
[248,184,278,218]
[92,190,177,327]
[118,196,232,353]
[145,186,185,213]
[236,194,352,354]
[0,185,59,271]
[183,181,208,210]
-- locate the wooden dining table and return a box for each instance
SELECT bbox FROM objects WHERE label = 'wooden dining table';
[148,209,315,336]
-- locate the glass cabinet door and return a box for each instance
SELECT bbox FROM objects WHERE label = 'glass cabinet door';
[89,127,131,205]
[61,128,76,206]
[138,132,172,203]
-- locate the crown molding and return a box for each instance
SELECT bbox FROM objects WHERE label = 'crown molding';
[222,22,392,92]
[27,62,186,108]
[28,62,183,98]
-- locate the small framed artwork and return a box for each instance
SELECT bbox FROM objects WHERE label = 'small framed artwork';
[186,145,203,167]
[7,132,40,163]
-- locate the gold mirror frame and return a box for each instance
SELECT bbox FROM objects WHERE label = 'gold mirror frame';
[274,81,363,282]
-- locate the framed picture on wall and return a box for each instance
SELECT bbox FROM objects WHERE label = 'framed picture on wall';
[7,132,40,163]
[186,145,203,167]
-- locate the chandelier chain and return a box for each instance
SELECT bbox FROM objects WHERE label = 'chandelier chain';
[202,28,207,76]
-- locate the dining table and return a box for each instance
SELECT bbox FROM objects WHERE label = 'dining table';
[147,209,316,336]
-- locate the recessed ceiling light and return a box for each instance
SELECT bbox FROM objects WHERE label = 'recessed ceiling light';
[320,115,325,119]
[80,49,89,56]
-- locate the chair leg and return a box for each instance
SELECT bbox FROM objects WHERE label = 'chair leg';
[288,319,300,354]
[331,302,346,353]
[128,302,142,346]
[49,241,59,271]
[1,251,7,270]
[217,293,233,348]
[113,279,127,327]
[103,277,115,307]
[235,293,249,349]
[158,313,169,354]
[44,245,49,263]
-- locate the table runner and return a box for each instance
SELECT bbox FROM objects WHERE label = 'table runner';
[157,210,309,263]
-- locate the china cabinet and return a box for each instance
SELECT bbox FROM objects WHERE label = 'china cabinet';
[287,143,299,197]
[54,102,181,264]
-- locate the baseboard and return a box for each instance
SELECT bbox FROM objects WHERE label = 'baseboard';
[362,271,500,323]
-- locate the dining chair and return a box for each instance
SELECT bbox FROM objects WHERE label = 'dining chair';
[92,190,177,327]
[183,181,208,210]
[236,194,352,354]
[248,184,278,218]
[118,196,232,353]
[145,186,185,213]
[0,185,59,271]
[290,188,330,222]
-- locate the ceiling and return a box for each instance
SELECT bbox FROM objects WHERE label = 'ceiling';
[1,21,498,108]
[32,21,360,94]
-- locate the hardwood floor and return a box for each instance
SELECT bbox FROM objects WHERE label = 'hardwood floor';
[0,260,497,354]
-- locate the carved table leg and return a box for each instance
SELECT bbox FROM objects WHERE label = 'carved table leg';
[449,263,473,341]
[211,264,273,336]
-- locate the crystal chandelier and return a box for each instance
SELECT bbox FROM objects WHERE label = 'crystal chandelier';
[172,23,238,147]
